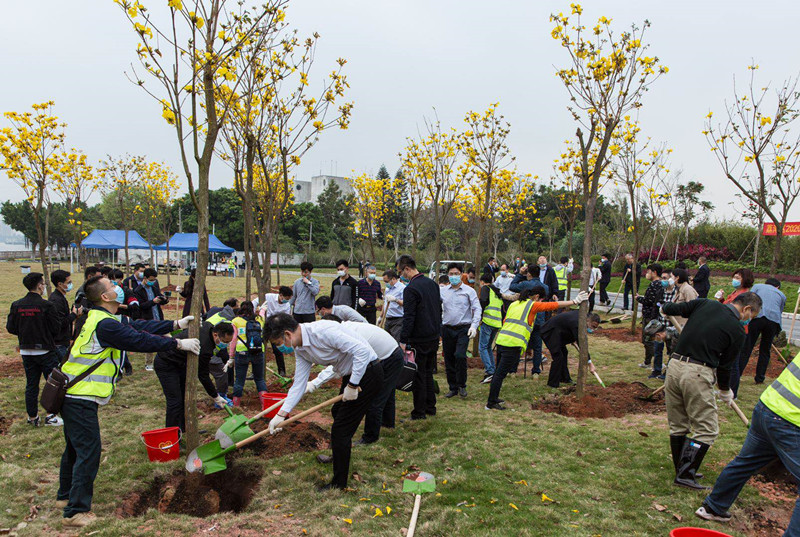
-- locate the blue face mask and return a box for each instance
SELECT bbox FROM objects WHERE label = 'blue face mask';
[114,285,125,304]
[449,275,462,286]
[660,280,669,288]
[146,280,156,287]
[731,279,741,288]
[500,270,507,277]
[539,264,547,269]
[277,344,294,354]
[385,282,393,289]
[400,275,410,283]
[468,278,475,284]
[66,282,74,292]
[367,273,376,280]
[740,317,751,326]
[216,341,228,350]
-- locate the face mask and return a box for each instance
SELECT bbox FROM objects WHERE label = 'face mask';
[668,278,675,287]
[731,279,741,289]
[66,282,74,292]
[449,275,461,286]
[400,276,410,283]
[740,319,750,327]
[385,282,393,289]
[500,270,507,277]
[337,270,346,277]
[367,273,376,280]
[146,280,156,287]
[113,285,125,304]
[279,298,289,304]
[539,264,547,269]
[660,280,669,288]
[216,341,228,350]
[468,278,475,284]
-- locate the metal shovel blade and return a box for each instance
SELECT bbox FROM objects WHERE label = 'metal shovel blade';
[185,439,231,475]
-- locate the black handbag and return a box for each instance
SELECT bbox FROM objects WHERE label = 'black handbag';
[396,348,418,392]
[40,356,107,414]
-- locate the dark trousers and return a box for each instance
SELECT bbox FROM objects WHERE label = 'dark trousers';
[233,352,268,397]
[623,281,638,310]
[556,290,566,301]
[154,357,187,430]
[22,351,59,418]
[528,324,543,374]
[641,318,656,365]
[544,334,571,388]
[357,305,377,325]
[209,360,228,395]
[58,397,101,518]
[270,343,286,375]
[411,339,438,419]
[588,290,596,312]
[330,363,383,488]
[384,317,403,342]
[441,324,469,391]
[488,345,522,404]
[361,348,404,443]
[599,281,609,303]
[293,312,316,324]
[729,347,744,398]
[739,317,782,384]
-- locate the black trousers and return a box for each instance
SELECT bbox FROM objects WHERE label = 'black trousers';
[361,348,404,443]
[154,357,187,430]
[623,280,639,310]
[293,312,316,324]
[22,351,59,418]
[544,333,571,388]
[442,324,469,391]
[488,345,522,404]
[411,339,438,419]
[58,397,101,518]
[599,281,610,303]
[556,290,566,301]
[330,362,383,488]
[641,318,656,365]
[739,317,782,383]
[357,305,377,325]
[270,342,286,375]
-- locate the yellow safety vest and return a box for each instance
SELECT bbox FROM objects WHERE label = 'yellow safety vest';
[482,290,504,328]
[232,316,265,353]
[63,309,122,399]
[761,351,800,427]
[206,311,231,326]
[495,299,535,349]
[554,266,568,293]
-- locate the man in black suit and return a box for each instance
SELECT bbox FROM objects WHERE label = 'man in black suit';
[622,254,643,311]
[542,310,601,388]
[692,256,710,298]
[598,253,612,306]
[482,257,499,281]
[133,268,170,371]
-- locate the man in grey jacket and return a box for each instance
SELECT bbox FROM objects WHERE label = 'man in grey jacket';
[291,261,320,323]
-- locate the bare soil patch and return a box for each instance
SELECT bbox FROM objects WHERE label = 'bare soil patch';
[0,355,24,377]
[0,415,13,435]
[531,381,665,419]
[246,421,330,459]
[594,326,641,344]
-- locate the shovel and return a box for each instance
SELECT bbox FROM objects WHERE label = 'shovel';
[570,343,605,387]
[265,365,293,388]
[606,269,630,313]
[600,313,630,325]
[403,471,436,537]
[214,398,285,449]
[186,394,343,475]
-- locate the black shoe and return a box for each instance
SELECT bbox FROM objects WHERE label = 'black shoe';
[695,504,732,522]
[444,390,458,398]
[317,482,344,491]
[458,387,467,398]
[27,416,40,427]
[124,365,133,376]
[316,454,333,464]
[485,401,507,410]
[353,438,374,447]
[674,438,711,490]
[425,410,436,416]
[403,415,427,422]
[648,371,662,379]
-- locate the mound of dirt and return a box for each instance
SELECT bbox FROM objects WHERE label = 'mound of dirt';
[117,464,263,518]
[594,327,641,344]
[0,357,24,377]
[531,381,664,419]
[246,421,330,458]
[0,416,13,435]
[741,347,787,379]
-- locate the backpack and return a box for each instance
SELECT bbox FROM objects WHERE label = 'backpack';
[238,319,263,354]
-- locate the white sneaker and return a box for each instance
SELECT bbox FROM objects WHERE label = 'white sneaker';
[45,414,64,427]
[145,364,154,372]
[695,505,731,523]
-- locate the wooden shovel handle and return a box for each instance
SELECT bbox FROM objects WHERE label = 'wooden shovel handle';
[667,315,683,334]
[729,400,749,427]
[246,399,285,424]
[407,494,422,537]
[648,384,665,398]
[234,394,344,449]
[592,370,606,388]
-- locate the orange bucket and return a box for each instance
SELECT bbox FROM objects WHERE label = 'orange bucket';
[141,426,181,463]
[670,528,733,537]
[260,392,287,417]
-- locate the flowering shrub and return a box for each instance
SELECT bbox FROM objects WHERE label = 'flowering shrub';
[638,244,733,263]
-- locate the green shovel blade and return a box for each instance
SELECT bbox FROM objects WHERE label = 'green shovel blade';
[215,414,253,448]
[193,439,235,475]
[403,472,436,494]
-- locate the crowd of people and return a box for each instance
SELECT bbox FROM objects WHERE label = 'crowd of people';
[5,251,798,533]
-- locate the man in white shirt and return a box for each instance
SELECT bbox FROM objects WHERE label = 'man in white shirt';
[588,265,602,312]
[494,264,514,295]
[315,296,368,323]
[264,314,383,491]
[258,286,293,376]
[440,263,482,398]
[380,270,405,342]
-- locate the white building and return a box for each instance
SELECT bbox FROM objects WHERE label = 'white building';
[293,175,352,204]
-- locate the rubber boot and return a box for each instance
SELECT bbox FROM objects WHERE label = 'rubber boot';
[674,438,711,490]
[669,435,686,472]
[233,396,241,407]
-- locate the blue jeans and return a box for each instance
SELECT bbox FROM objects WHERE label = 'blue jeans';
[233,352,268,397]
[704,402,800,536]
[652,341,664,374]
[478,323,499,375]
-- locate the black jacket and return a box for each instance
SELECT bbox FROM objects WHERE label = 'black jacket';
[540,310,589,358]
[693,264,710,298]
[154,324,218,398]
[540,266,560,296]
[482,264,497,280]
[6,292,61,351]
[331,275,358,308]
[123,274,143,291]
[48,289,77,348]
[637,280,665,321]
[599,260,612,284]
[134,280,169,320]
[623,262,643,287]
[400,273,442,344]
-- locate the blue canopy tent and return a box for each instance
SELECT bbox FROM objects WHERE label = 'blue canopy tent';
[153,233,235,254]
[81,229,151,250]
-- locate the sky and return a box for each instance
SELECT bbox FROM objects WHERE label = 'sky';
[2,0,800,221]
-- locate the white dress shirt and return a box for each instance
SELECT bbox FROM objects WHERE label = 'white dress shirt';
[262,293,291,317]
[384,281,406,318]
[440,283,482,329]
[312,321,401,387]
[495,272,514,294]
[332,305,368,323]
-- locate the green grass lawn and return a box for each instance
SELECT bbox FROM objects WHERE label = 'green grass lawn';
[0,262,794,536]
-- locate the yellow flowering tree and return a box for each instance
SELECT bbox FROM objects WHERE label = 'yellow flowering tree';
[551,3,667,398]
[99,155,146,275]
[0,102,66,290]
[54,150,100,268]
[141,161,180,283]
[704,64,800,273]
[347,171,402,264]
[496,173,538,259]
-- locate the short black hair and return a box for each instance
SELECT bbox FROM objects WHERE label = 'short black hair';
[111,269,124,280]
[315,296,333,310]
[647,263,663,275]
[264,313,299,341]
[732,291,762,312]
[765,277,781,288]
[487,256,495,262]
[383,270,398,280]
[480,274,493,284]
[447,262,464,274]
[300,261,314,272]
[467,267,476,275]
[23,272,44,291]
[85,275,110,305]
[99,266,113,276]
[520,285,546,301]
[133,263,144,270]
[238,300,255,318]
[223,297,239,308]
[587,312,601,324]
[278,285,293,297]
[84,266,100,279]
[438,275,450,285]
[143,268,158,279]
[396,254,416,271]
[560,256,569,264]
[672,268,689,284]
[322,314,342,322]
[211,322,234,337]
[602,253,610,259]
[335,259,349,268]
[51,269,70,286]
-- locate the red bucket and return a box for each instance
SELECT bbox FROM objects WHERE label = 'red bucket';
[260,392,287,417]
[141,426,181,463]
[670,528,733,537]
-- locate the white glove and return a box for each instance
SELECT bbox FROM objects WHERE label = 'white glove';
[573,291,589,304]
[174,315,195,330]
[213,395,227,406]
[175,286,183,292]
[305,381,317,394]
[223,358,234,373]
[358,298,366,307]
[467,327,477,339]
[718,389,734,406]
[714,289,725,300]
[376,316,382,325]
[385,294,397,303]
[268,415,285,434]
[342,385,359,402]
[176,338,201,355]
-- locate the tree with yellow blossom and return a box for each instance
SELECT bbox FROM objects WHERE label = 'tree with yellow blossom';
[0,102,66,291]
[99,155,146,274]
[140,161,180,283]
[551,3,667,398]
[54,149,100,268]
[704,64,800,274]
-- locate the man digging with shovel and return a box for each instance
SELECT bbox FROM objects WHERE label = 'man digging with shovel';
[263,313,384,491]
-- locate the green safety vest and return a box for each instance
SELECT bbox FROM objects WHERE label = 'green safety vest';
[482,290,504,328]
[206,311,232,326]
[63,309,122,399]
[761,351,800,428]
[495,299,535,349]
[554,266,568,293]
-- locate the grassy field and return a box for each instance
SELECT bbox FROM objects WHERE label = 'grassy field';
[0,261,795,536]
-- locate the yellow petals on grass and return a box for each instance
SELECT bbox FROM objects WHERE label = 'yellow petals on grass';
[514,480,528,486]
[542,493,554,502]
[509,503,519,510]
[343,518,352,524]
[373,508,384,518]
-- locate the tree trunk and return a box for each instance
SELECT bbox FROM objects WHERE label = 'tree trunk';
[243,211,252,299]
[575,192,597,400]
[771,227,783,275]
[275,225,282,287]
[33,202,50,293]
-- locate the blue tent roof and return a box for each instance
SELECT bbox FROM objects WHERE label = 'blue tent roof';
[81,230,151,250]
[153,233,235,254]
